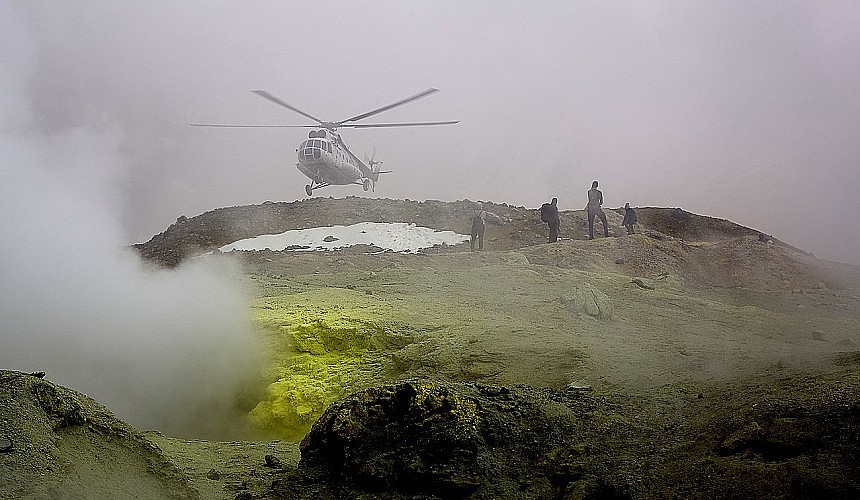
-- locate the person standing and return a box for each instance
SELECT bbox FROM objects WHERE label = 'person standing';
[622,202,637,235]
[470,201,485,251]
[540,197,561,242]
[587,181,609,239]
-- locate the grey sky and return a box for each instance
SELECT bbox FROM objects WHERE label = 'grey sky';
[4,0,860,264]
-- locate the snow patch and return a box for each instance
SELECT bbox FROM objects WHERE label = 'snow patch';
[218,222,469,254]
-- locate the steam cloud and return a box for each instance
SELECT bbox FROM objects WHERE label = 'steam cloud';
[0,125,262,439]
[1,4,261,438]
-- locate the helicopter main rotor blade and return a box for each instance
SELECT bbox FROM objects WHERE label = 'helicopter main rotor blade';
[343,120,459,128]
[251,90,327,126]
[189,123,317,128]
[339,88,440,125]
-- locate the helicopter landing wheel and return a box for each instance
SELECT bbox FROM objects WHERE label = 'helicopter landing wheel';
[362,179,371,191]
[305,184,313,197]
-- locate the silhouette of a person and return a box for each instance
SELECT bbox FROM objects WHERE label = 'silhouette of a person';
[545,197,560,242]
[470,202,485,251]
[622,202,637,235]
[587,180,609,239]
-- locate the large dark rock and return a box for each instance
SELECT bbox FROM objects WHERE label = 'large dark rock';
[275,380,638,499]
[300,382,483,496]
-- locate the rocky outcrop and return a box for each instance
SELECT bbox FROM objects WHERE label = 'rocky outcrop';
[276,379,643,499]
[557,283,614,320]
[0,371,197,499]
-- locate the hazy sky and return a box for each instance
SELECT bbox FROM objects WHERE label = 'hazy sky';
[4,0,860,264]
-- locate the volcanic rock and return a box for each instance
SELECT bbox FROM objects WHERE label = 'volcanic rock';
[279,379,632,499]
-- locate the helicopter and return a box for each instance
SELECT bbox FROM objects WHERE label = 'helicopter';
[191,88,458,196]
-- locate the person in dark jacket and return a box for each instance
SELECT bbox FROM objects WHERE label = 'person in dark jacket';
[541,198,561,242]
[622,202,637,235]
[470,202,485,251]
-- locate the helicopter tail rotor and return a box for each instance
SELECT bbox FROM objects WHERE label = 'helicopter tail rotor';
[370,157,394,192]
[364,148,385,185]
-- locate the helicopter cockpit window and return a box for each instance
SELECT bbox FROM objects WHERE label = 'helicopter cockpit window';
[298,139,330,159]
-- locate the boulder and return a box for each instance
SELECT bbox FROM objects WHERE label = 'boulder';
[557,283,613,320]
[278,380,630,499]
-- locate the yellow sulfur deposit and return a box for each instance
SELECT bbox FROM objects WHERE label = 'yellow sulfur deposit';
[248,288,396,440]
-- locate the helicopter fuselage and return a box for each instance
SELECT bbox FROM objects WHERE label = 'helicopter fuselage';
[296,129,376,195]
[297,131,357,184]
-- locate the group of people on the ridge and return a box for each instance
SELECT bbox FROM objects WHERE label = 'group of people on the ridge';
[541,180,637,243]
[469,180,638,252]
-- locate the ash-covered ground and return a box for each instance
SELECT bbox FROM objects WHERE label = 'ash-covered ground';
[3,197,859,499]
